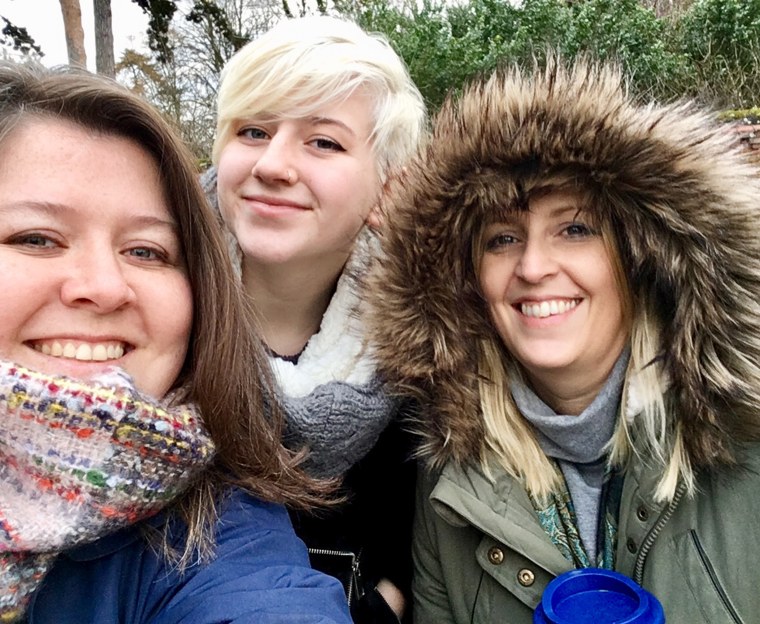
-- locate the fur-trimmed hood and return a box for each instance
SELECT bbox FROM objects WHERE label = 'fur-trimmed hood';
[369,59,760,472]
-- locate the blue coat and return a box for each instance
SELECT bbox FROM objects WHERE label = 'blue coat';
[28,487,352,623]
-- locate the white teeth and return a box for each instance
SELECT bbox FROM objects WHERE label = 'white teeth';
[74,344,91,360]
[33,340,126,362]
[521,299,579,318]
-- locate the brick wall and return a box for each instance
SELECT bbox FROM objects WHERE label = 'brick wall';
[730,121,760,167]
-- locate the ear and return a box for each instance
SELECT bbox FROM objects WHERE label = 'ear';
[366,204,383,230]
[367,166,407,231]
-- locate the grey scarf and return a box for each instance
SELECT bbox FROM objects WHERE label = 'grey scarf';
[511,349,629,561]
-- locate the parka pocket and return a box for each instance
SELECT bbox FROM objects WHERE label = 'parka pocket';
[671,530,743,624]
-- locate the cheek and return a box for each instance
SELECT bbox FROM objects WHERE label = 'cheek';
[214,173,240,229]
[590,259,628,337]
[150,281,192,397]
[0,255,50,334]
[478,258,505,306]
[596,259,624,312]
[606,290,628,338]
[216,146,248,194]
[173,280,194,347]
[156,276,193,361]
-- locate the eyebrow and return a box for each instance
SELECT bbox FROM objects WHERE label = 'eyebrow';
[549,204,585,218]
[497,203,583,223]
[0,201,179,232]
[306,116,357,137]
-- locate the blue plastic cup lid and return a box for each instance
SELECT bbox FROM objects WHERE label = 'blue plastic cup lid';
[533,568,665,624]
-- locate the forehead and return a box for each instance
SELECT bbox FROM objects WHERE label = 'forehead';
[0,115,129,159]
[243,84,375,124]
[528,190,585,214]
[485,188,589,225]
[0,117,171,219]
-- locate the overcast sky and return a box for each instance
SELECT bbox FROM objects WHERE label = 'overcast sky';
[0,0,149,70]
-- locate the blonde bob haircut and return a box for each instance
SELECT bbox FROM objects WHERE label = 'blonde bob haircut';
[212,15,426,181]
[473,179,689,504]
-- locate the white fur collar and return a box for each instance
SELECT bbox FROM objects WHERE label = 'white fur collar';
[624,362,671,421]
[271,232,376,398]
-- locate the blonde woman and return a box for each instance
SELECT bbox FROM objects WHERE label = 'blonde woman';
[202,15,427,623]
[370,59,760,623]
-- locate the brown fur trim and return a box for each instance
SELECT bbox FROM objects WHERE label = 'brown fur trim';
[369,58,760,469]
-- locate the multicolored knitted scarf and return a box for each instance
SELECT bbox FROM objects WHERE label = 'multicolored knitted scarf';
[0,361,215,622]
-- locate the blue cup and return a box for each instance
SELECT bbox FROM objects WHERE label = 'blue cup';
[534,568,665,623]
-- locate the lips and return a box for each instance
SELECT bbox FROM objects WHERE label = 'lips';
[29,340,129,362]
[243,194,309,211]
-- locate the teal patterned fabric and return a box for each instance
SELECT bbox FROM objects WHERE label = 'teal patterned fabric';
[527,461,622,569]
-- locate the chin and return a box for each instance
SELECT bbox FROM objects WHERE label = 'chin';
[520,357,583,384]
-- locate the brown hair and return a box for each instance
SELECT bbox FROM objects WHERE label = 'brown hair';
[0,61,330,562]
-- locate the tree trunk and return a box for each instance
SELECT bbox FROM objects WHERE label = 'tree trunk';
[58,0,87,67]
[94,0,115,76]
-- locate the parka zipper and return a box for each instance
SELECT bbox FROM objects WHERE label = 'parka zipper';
[307,547,363,607]
[632,480,687,584]
[688,530,742,624]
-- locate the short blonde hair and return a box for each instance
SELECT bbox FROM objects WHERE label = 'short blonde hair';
[212,15,426,180]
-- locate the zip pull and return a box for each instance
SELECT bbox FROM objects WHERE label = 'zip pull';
[351,551,365,602]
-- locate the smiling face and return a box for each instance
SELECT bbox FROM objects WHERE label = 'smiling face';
[478,191,628,408]
[215,89,381,278]
[0,117,193,398]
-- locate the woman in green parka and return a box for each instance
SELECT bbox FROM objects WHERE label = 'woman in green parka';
[369,58,760,623]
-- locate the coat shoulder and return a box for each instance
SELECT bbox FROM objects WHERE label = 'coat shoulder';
[30,487,351,624]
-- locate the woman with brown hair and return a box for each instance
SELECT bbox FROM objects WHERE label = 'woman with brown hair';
[0,60,350,623]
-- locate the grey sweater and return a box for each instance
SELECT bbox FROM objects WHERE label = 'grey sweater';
[511,350,629,562]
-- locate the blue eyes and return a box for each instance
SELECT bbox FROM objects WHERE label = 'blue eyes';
[312,137,344,152]
[237,127,345,152]
[15,233,57,248]
[239,127,268,140]
[565,223,595,237]
[484,222,597,252]
[6,232,171,264]
[126,246,169,262]
[485,234,517,251]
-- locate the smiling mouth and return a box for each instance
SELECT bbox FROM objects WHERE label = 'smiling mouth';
[518,299,580,319]
[29,340,130,362]
[244,195,308,211]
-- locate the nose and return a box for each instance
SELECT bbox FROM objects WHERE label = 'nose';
[514,237,558,283]
[251,134,297,185]
[60,249,136,313]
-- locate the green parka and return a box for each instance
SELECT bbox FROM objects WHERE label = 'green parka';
[368,59,760,623]
[414,443,760,623]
